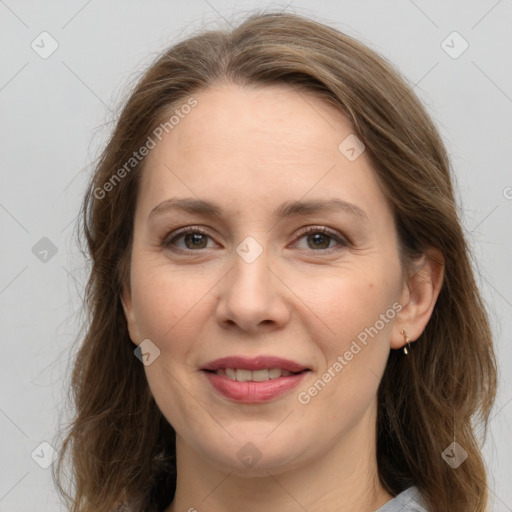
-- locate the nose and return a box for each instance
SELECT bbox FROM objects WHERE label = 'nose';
[215,245,291,334]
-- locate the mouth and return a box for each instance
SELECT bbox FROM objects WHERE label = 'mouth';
[205,367,304,381]
[202,355,310,373]
[201,356,311,403]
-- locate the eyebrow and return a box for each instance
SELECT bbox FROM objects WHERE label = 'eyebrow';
[149,197,368,222]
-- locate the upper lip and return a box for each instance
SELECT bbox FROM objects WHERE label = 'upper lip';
[202,356,309,373]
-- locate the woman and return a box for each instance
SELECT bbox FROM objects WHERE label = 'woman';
[55,11,498,512]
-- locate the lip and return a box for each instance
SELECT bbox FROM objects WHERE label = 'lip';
[201,356,310,403]
[201,356,309,373]
[203,371,308,403]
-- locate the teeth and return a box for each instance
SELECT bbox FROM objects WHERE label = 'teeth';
[252,369,270,382]
[268,368,282,379]
[215,368,294,381]
[236,369,252,382]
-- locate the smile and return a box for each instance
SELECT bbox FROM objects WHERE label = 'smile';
[212,368,295,381]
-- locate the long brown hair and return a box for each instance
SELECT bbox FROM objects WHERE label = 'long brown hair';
[54,11,498,511]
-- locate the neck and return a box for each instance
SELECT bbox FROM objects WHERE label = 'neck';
[165,401,393,512]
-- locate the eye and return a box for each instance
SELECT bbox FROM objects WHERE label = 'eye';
[293,226,348,252]
[161,225,349,254]
[162,226,217,252]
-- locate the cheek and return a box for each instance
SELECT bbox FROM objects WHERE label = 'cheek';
[130,256,215,347]
[302,267,400,353]
[295,274,397,423]
[130,261,214,426]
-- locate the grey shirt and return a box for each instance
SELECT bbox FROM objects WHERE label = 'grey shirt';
[375,486,428,512]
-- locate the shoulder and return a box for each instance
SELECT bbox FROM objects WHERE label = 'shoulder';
[375,486,429,512]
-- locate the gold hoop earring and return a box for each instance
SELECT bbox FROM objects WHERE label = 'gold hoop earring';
[400,329,411,355]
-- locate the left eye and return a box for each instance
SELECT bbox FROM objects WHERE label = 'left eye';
[293,227,347,251]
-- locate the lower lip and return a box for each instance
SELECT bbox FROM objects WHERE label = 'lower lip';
[203,371,308,403]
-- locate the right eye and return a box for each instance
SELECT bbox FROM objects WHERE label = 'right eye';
[162,226,219,252]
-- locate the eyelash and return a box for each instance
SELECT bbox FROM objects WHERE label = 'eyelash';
[161,225,349,255]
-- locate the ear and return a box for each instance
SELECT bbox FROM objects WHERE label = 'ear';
[391,248,445,350]
[120,282,141,346]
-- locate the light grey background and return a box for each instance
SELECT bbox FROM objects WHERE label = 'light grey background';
[1,1,511,510]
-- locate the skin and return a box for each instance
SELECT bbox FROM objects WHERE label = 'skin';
[122,83,444,512]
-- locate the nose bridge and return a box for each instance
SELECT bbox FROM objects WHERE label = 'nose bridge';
[230,236,274,303]
[216,234,289,331]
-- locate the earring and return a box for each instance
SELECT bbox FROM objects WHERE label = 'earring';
[400,329,411,355]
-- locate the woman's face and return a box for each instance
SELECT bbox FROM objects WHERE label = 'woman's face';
[122,83,417,474]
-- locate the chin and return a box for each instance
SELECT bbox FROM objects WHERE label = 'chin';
[192,431,306,476]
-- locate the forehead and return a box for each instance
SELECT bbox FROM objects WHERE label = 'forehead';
[165,83,354,164]
[136,83,390,224]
